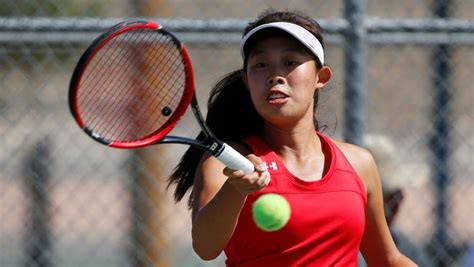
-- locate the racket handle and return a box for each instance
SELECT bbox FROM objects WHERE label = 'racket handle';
[216,143,255,174]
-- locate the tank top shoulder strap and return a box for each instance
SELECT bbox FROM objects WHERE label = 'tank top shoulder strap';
[318,132,367,201]
[317,132,354,173]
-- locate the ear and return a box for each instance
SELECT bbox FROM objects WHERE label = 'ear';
[315,66,332,89]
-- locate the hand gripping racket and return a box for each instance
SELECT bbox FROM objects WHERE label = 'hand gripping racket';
[68,19,254,174]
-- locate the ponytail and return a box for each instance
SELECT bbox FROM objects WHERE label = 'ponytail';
[167,69,262,208]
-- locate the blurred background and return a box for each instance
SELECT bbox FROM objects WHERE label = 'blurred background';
[0,0,472,266]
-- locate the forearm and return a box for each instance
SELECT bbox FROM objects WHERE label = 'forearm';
[192,180,247,260]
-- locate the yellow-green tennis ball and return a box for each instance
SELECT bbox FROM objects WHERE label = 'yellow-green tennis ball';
[252,193,291,232]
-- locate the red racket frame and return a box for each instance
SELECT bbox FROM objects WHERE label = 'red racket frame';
[69,20,195,148]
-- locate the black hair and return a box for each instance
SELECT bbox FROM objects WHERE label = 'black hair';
[167,9,327,208]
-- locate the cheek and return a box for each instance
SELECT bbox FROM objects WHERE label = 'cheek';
[288,69,317,95]
[246,76,267,98]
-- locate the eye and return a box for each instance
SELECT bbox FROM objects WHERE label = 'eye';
[285,60,299,66]
[254,62,267,68]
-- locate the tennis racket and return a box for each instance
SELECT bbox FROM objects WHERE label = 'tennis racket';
[68,19,254,174]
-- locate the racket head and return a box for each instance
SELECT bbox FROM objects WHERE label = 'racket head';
[69,20,195,148]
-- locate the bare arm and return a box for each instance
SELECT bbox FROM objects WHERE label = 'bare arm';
[191,148,269,260]
[338,142,417,267]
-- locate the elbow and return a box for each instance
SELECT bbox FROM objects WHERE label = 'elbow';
[195,252,221,261]
[192,241,222,261]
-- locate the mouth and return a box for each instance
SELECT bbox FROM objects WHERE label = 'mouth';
[267,91,289,104]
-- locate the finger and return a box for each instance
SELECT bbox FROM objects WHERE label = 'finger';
[256,171,271,188]
[246,154,267,172]
[264,171,271,185]
[223,155,266,176]
[223,167,244,177]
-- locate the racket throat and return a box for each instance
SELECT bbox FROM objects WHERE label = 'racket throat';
[204,139,226,157]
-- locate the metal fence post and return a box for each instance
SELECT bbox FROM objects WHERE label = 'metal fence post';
[343,0,367,145]
[22,137,52,267]
[429,1,457,266]
[127,3,172,266]
[128,150,171,267]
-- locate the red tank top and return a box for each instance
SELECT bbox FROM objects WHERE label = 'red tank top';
[224,132,367,267]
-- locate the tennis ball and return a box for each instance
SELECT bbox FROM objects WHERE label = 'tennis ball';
[252,193,291,232]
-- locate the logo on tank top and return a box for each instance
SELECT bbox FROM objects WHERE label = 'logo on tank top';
[264,161,278,171]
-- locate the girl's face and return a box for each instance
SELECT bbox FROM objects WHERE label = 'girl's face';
[243,35,330,128]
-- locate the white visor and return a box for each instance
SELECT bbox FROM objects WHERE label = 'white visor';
[240,22,324,65]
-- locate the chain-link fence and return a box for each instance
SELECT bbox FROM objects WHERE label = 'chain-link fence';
[0,1,473,267]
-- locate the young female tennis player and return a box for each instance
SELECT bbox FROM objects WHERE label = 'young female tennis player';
[168,9,417,267]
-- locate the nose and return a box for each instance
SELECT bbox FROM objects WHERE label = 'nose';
[267,76,285,86]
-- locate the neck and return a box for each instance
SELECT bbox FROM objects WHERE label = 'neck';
[262,120,321,159]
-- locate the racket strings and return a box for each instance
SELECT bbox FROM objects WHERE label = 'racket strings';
[112,38,184,141]
[79,31,147,134]
[103,35,183,141]
[77,29,187,142]
[120,36,186,139]
[94,31,167,139]
[144,47,187,119]
[81,34,146,136]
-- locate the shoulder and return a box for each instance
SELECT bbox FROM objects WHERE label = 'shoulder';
[333,140,378,194]
[334,140,374,168]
